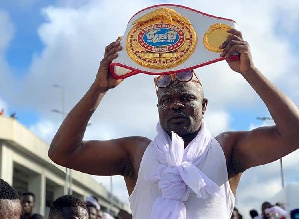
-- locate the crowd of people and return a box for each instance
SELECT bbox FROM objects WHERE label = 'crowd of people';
[231,202,299,219]
[0,178,132,219]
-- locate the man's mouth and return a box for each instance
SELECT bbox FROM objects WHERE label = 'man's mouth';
[168,113,187,123]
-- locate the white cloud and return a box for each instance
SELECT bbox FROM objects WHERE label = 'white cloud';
[29,120,57,143]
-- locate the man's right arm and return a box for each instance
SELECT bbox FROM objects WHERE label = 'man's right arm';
[48,39,148,176]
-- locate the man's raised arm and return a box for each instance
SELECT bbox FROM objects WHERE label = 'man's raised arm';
[48,39,135,176]
[220,29,299,171]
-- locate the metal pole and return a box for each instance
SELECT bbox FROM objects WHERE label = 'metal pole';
[256,117,284,188]
[110,176,113,215]
[53,84,72,195]
[280,158,284,188]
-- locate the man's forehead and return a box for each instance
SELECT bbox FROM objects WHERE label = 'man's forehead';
[157,81,203,98]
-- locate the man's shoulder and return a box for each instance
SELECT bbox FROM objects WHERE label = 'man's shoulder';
[215,131,246,148]
[122,136,151,147]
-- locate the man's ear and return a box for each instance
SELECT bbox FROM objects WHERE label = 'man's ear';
[202,98,208,114]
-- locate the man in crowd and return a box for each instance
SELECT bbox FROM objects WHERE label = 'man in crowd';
[20,192,44,219]
[48,27,299,218]
[49,195,88,219]
[0,178,21,219]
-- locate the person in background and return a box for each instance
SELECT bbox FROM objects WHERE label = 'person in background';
[231,207,243,219]
[118,209,132,219]
[20,192,44,219]
[49,195,88,219]
[265,203,288,219]
[0,178,21,219]
[249,209,259,219]
[96,209,103,219]
[86,203,98,219]
[290,208,299,219]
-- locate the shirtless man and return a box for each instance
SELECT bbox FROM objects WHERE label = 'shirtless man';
[48,29,299,218]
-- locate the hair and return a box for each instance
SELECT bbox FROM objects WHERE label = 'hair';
[21,192,35,201]
[49,195,87,218]
[0,179,19,200]
[0,179,21,216]
[262,201,272,209]
[249,209,259,217]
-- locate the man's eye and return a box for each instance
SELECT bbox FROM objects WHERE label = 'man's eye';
[182,96,194,101]
[162,98,172,104]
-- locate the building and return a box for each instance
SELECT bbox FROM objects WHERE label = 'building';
[0,115,130,217]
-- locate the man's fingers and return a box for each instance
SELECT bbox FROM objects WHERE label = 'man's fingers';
[224,44,249,59]
[220,34,242,49]
[220,40,245,57]
[105,45,122,59]
[227,28,243,39]
[105,40,120,54]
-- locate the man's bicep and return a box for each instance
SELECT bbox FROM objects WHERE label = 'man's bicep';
[234,126,293,170]
[64,138,132,176]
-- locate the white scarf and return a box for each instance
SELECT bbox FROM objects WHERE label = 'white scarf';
[145,121,222,219]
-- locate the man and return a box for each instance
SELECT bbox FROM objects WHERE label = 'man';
[96,209,103,219]
[249,209,259,219]
[48,28,299,218]
[49,195,88,219]
[20,192,44,219]
[86,203,97,219]
[0,178,22,219]
[231,207,242,219]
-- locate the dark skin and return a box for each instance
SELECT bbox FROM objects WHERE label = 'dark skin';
[48,29,299,197]
[87,206,97,219]
[21,195,35,218]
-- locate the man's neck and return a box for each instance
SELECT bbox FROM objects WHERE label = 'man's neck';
[182,132,199,148]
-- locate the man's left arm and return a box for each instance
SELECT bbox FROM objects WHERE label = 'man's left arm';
[220,29,299,170]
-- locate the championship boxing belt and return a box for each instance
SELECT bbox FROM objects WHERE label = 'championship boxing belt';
[110,4,238,79]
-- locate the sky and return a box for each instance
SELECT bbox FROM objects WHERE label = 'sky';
[0,0,298,218]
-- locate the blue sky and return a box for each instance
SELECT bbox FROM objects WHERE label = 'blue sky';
[0,0,298,218]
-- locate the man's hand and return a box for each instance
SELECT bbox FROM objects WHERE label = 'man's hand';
[96,37,123,90]
[220,29,255,75]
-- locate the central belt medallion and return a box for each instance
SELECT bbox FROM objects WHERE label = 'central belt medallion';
[126,8,197,69]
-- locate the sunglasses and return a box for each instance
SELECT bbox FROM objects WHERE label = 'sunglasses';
[154,70,202,88]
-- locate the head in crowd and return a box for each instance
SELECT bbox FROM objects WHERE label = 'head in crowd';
[49,195,88,219]
[0,178,22,219]
[261,201,272,219]
[86,203,97,219]
[96,209,103,219]
[231,207,243,219]
[21,192,36,217]
[249,209,259,218]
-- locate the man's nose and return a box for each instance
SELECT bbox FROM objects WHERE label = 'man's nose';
[170,100,185,110]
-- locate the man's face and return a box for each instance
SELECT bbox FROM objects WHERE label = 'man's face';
[21,195,35,215]
[96,210,103,219]
[87,206,97,219]
[157,80,206,137]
